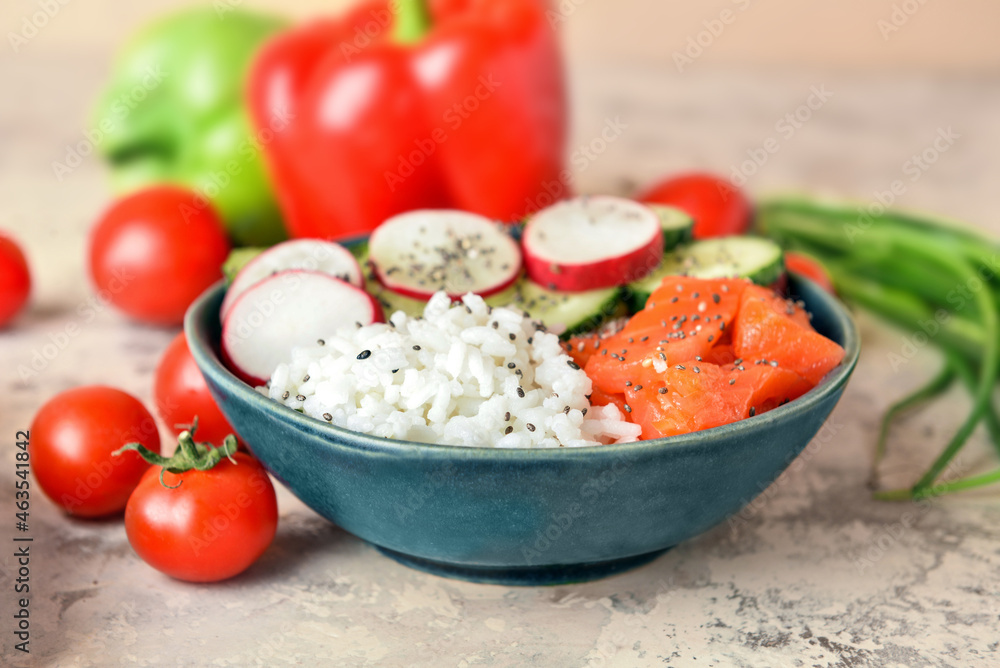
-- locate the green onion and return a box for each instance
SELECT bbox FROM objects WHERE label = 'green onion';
[758,196,1000,499]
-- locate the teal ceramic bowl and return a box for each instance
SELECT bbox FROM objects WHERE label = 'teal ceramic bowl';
[186,274,859,585]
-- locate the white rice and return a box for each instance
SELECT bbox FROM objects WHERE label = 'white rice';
[261,292,641,448]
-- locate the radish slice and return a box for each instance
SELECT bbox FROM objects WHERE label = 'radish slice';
[221,239,364,319]
[369,210,522,300]
[222,270,382,386]
[522,196,663,292]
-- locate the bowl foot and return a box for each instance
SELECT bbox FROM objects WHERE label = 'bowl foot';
[374,546,671,586]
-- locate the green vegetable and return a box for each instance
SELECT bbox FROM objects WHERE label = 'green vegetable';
[355,240,623,336]
[648,205,695,251]
[95,8,289,246]
[626,236,784,312]
[757,196,1000,499]
[491,280,624,338]
[222,247,266,283]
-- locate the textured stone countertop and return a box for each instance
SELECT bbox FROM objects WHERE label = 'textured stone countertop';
[2,57,1000,667]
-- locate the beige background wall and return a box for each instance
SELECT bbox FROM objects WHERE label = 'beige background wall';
[4,0,1000,70]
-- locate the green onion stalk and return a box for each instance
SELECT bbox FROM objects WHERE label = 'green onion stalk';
[757,197,1000,500]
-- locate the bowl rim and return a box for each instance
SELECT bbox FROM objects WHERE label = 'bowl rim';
[186,273,860,462]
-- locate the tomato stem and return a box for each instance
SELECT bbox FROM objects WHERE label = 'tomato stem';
[393,0,432,44]
[114,418,239,488]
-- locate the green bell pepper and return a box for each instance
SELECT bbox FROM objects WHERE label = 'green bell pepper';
[95,8,288,246]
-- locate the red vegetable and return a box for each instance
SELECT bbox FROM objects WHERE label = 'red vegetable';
[119,430,277,582]
[247,0,567,239]
[522,196,662,292]
[155,332,238,445]
[0,232,31,327]
[89,186,231,326]
[30,386,158,517]
[369,210,522,299]
[784,251,836,294]
[222,270,384,386]
[639,172,752,239]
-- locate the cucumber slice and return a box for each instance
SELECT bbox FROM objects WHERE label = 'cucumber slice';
[648,205,694,251]
[347,239,369,261]
[626,236,784,312]
[222,247,266,284]
[489,280,624,338]
[363,245,623,337]
[366,275,621,337]
[365,271,428,319]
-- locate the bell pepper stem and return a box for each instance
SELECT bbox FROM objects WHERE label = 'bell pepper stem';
[393,0,432,44]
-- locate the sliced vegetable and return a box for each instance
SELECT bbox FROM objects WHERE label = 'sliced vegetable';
[495,279,623,337]
[247,0,566,240]
[368,272,621,339]
[522,196,662,292]
[627,236,784,312]
[369,210,522,300]
[648,204,695,250]
[223,247,265,283]
[638,172,752,239]
[222,270,383,385]
[221,239,363,319]
[366,275,434,320]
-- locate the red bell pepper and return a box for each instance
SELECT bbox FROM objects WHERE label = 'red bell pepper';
[248,0,568,240]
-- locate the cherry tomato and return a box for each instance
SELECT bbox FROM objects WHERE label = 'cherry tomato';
[155,332,237,445]
[639,172,752,238]
[0,232,31,327]
[785,251,836,294]
[30,386,159,518]
[125,452,278,582]
[89,186,230,326]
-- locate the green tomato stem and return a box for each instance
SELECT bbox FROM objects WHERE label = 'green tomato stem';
[114,419,239,488]
[393,0,432,44]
